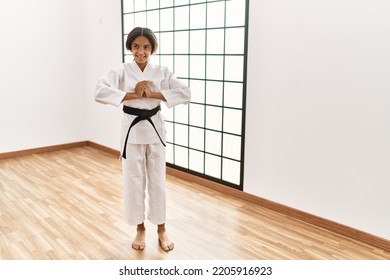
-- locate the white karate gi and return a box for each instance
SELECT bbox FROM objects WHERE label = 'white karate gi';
[95,61,191,225]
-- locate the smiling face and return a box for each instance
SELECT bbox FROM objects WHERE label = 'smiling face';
[130,36,152,71]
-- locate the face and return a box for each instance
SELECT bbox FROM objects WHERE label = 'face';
[130,36,152,70]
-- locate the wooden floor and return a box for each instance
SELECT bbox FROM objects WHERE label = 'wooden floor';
[0,146,389,260]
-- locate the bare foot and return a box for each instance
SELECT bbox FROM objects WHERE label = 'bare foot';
[132,224,145,250]
[158,225,174,251]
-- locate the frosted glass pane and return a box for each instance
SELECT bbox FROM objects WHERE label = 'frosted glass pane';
[160,56,173,73]
[134,0,146,11]
[223,134,241,160]
[175,31,189,54]
[189,103,204,127]
[147,0,160,10]
[205,154,221,179]
[189,127,204,150]
[160,8,174,31]
[190,4,205,29]
[175,124,188,146]
[224,82,243,108]
[225,56,243,81]
[206,56,223,81]
[134,12,147,27]
[123,15,134,32]
[207,29,224,54]
[161,0,174,8]
[189,150,204,173]
[190,55,205,79]
[190,30,205,54]
[223,108,242,134]
[225,28,245,54]
[205,130,221,155]
[189,80,205,103]
[123,1,134,13]
[175,146,188,168]
[147,10,160,32]
[207,2,225,28]
[226,0,246,27]
[174,104,189,124]
[206,81,223,106]
[160,32,173,54]
[165,121,173,142]
[166,143,174,163]
[206,106,222,131]
[174,55,188,78]
[176,0,189,5]
[175,6,189,30]
[222,158,240,185]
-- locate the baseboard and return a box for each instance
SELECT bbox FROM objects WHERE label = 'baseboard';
[1,141,389,252]
[86,141,120,157]
[0,141,89,159]
[0,141,119,160]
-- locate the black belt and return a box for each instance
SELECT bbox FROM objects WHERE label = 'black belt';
[122,105,166,159]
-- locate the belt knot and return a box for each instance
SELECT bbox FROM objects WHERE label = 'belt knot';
[121,105,165,159]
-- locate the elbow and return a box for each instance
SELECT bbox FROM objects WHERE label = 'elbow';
[95,97,106,105]
[94,92,106,104]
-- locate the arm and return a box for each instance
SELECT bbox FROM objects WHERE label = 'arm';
[159,71,191,108]
[143,84,166,101]
[95,68,149,105]
[123,80,150,101]
[95,68,127,107]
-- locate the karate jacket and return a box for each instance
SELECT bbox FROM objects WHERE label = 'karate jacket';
[95,61,191,146]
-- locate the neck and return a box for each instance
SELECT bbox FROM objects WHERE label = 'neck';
[136,61,148,72]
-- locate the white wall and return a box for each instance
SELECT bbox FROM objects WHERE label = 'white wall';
[245,0,390,239]
[83,0,123,151]
[0,0,86,153]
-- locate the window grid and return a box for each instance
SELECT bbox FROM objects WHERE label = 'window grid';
[121,0,248,190]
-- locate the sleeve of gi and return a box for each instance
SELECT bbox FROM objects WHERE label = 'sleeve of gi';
[95,66,127,107]
[160,69,191,108]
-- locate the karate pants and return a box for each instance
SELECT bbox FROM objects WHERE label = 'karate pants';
[122,143,166,225]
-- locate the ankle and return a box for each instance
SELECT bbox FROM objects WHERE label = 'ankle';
[137,223,145,231]
[157,224,166,233]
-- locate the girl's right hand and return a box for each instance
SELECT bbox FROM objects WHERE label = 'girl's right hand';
[134,80,152,98]
[134,81,146,98]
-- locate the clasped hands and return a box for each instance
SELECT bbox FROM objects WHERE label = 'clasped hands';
[134,80,154,99]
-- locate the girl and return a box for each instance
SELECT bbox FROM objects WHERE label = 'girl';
[95,27,191,251]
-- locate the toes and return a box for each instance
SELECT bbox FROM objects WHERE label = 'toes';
[132,242,145,250]
[160,240,174,251]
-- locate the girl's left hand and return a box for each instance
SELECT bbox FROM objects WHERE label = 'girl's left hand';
[143,84,153,98]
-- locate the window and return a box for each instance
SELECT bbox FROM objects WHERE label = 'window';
[122,0,248,190]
